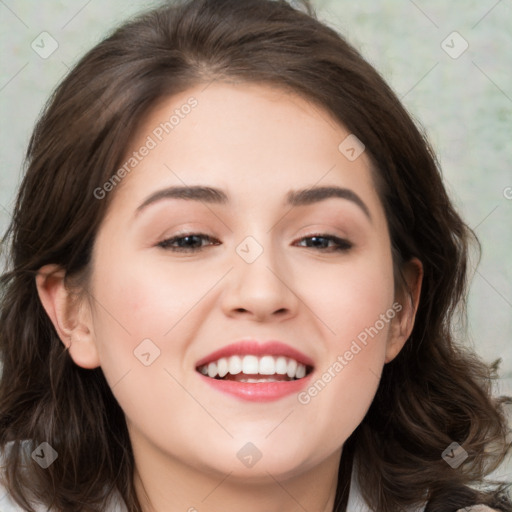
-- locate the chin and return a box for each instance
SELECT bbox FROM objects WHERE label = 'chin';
[202,440,323,481]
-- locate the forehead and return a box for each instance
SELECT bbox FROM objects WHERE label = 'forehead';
[106,81,380,216]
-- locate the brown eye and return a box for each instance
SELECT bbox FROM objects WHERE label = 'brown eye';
[157,233,220,252]
[295,234,353,252]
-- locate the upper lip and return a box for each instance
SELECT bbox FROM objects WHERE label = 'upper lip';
[195,340,315,369]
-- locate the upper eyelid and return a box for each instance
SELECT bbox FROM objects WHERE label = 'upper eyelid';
[158,231,349,241]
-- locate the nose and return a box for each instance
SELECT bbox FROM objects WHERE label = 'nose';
[220,236,299,323]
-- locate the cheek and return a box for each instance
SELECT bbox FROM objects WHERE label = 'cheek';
[87,253,212,448]
[86,249,179,378]
[302,244,395,343]
[295,246,395,438]
[87,246,227,390]
[91,241,213,332]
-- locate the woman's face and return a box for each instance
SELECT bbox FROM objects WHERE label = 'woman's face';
[84,82,408,483]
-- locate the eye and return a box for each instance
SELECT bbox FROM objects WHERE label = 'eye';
[157,233,220,252]
[156,232,352,253]
[294,234,353,252]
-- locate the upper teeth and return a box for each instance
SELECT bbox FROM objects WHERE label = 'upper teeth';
[198,355,307,380]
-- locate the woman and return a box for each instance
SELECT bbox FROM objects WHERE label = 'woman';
[0,0,510,510]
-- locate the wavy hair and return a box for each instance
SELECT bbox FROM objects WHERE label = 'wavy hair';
[1,0,510,510]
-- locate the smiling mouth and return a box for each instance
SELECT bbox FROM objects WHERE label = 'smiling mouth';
[196,354,313,382]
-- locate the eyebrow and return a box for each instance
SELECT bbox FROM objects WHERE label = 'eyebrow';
[135,185,371,221]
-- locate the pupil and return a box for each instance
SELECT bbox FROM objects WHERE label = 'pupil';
[182,235,201,247]
[310,236,327,248]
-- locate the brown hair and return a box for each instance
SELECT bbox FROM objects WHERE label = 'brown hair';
[0,0,510,510]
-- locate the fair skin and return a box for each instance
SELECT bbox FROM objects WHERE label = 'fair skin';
[36,82,422,512]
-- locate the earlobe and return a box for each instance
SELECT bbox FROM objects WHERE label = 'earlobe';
[35,264,100,369]
[385,257,423,363]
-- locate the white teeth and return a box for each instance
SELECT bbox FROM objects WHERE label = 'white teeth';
[198,355,310,380]
[228,355,242,375]
[242,355,259,374]
[207,362,217,378]
[217,357,229,378]
[286,359,297,379]
[259,355,276,375]
[275,356,288,375]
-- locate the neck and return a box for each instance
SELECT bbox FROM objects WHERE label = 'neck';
[131,436,344,512]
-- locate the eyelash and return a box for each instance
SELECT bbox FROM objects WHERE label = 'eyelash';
[157,233,353,253]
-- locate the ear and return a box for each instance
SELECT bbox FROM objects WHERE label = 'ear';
[35,264,100,369]
[385,257,423,363]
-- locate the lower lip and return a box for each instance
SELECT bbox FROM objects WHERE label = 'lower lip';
[198,373,312,402]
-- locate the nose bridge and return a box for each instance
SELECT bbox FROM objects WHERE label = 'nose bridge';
[221,231,297,319]
[235,232,287,290]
